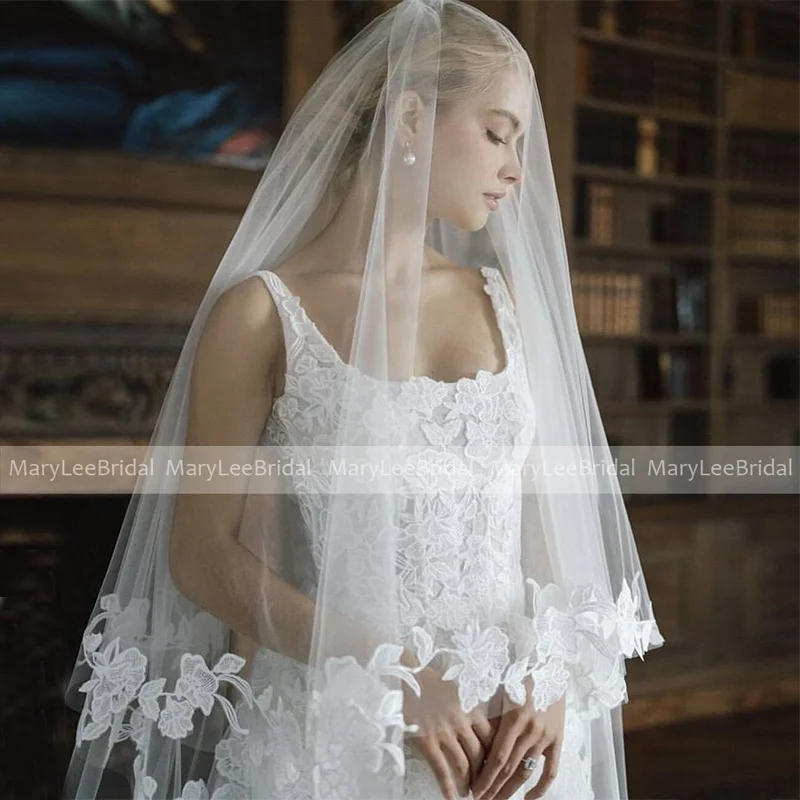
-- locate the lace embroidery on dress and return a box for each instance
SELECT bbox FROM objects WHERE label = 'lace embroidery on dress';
[73,267,657,798]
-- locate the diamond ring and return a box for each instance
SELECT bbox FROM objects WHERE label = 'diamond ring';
[521,755,538,771]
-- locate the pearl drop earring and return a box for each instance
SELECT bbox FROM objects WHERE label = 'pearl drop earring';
[403,140,416,166]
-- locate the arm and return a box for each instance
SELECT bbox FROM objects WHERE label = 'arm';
[169,274,312,662]
[169,275,404,669]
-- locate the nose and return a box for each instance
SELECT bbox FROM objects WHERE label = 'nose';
[501,150,522,186]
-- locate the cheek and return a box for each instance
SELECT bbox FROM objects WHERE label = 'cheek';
[439,129,486,185]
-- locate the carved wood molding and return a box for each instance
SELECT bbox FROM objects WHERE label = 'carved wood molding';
[0,322,186,439]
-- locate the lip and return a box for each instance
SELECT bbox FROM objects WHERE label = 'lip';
[483,194,499,211]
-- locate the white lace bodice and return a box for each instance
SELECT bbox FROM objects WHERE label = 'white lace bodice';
[256,266,536,649]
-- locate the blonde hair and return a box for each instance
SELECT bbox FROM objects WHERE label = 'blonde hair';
[329,2,526,195]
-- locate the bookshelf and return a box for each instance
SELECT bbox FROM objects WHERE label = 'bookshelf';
[563,0,799,456]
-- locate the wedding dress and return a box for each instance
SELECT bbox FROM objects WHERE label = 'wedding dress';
[191,265,629,799]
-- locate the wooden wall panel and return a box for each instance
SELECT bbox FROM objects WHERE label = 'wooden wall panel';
[0,199,238,322]
[623,496,799,727]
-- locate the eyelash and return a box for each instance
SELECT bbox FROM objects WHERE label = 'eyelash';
[486,129,507,146]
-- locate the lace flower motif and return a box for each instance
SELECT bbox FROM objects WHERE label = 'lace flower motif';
[440,622,510,711]
[496,572,659,716]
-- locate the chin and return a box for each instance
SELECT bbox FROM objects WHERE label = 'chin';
[447,210,488,233]
[467,213,490,233]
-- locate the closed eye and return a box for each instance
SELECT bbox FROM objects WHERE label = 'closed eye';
[486,129,507,146]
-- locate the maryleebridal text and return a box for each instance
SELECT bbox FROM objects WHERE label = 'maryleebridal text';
[648,457,793,479]
[6,456,474,482]
[8,458,299,481]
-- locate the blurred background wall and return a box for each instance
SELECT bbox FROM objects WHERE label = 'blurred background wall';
[0,2,797,798]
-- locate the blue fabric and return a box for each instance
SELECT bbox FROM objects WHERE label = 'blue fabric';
[122,83,278,158]
[0,46,144,147]
[0,77,132,147]
[0,45,145,89]
[0,44,278,156]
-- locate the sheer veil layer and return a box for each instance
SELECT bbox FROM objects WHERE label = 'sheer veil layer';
[62,1,664,798]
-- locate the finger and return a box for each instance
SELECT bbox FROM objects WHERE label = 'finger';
[470,714,495,753]
[471,717,522,800]
[457,728,486,785]
[480,734,541,800]
[442,733,473,798]
[491,737,542,800]
[422,741,460,800]
[524,739,562,800]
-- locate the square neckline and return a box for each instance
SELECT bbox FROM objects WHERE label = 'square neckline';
[261,265,513,388]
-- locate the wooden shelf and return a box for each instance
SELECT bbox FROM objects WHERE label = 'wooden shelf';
[0,146,258,213]
[577,96,718,128]
[730,0,800,17]
[575,164,717,192]
[728,248,800,262]
[572,241,714,261]
[578,28,719,63]
[725,399,799,413]
[728,252,799,268]
[727,57,799,80]
[726,180,799,201]
[583,332,709,346]
[600,400,711,415]
[624,656,799,731]
[729,335,800,348]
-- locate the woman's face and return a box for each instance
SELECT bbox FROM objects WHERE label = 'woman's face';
[428,68,528,231]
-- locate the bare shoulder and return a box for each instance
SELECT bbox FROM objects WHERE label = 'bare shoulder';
[212,273,279,332]
[200,272,284,372]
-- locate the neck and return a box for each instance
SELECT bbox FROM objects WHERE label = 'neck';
[309,168,438,281]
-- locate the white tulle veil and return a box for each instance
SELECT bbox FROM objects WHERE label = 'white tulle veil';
[62,1,664,798]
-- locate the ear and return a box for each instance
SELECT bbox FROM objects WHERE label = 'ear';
[393,90,426,143]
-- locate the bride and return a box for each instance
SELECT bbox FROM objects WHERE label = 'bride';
[62,2,664,799]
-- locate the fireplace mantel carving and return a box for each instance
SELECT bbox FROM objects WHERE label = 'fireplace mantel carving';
[0,322,184,439]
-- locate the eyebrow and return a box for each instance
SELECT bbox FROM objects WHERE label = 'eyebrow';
[487,108,521,134]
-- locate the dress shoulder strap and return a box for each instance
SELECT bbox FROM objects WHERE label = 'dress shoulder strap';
[479,266,522,362]
[253,270,311,371]
[255,269,344,375]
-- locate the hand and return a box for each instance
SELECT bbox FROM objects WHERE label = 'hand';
[402,664,499,800]
[471,676,565,800]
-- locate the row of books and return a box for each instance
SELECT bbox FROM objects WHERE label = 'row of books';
[582,182,710,249]
[578,111,714,179]
[637,118,712,178]
[579,123,798,188]
[733,4,800,65]
[736,292,800,338]
[634,0,716,50]
[729,130,799,188]
[640,346,707,400]
[726,70,799,133]
[585,184,615,244]
[729,204,799,258]
[582,2,798,68]
[581,0,716,52]
[576,44,714,114]
[572,271,643,335]
[728,353,800,401]
[576,111,637,170]
[590,348,798,407]
[650,273,708,333]
[584,345,707,403]
[571,271,708,337]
